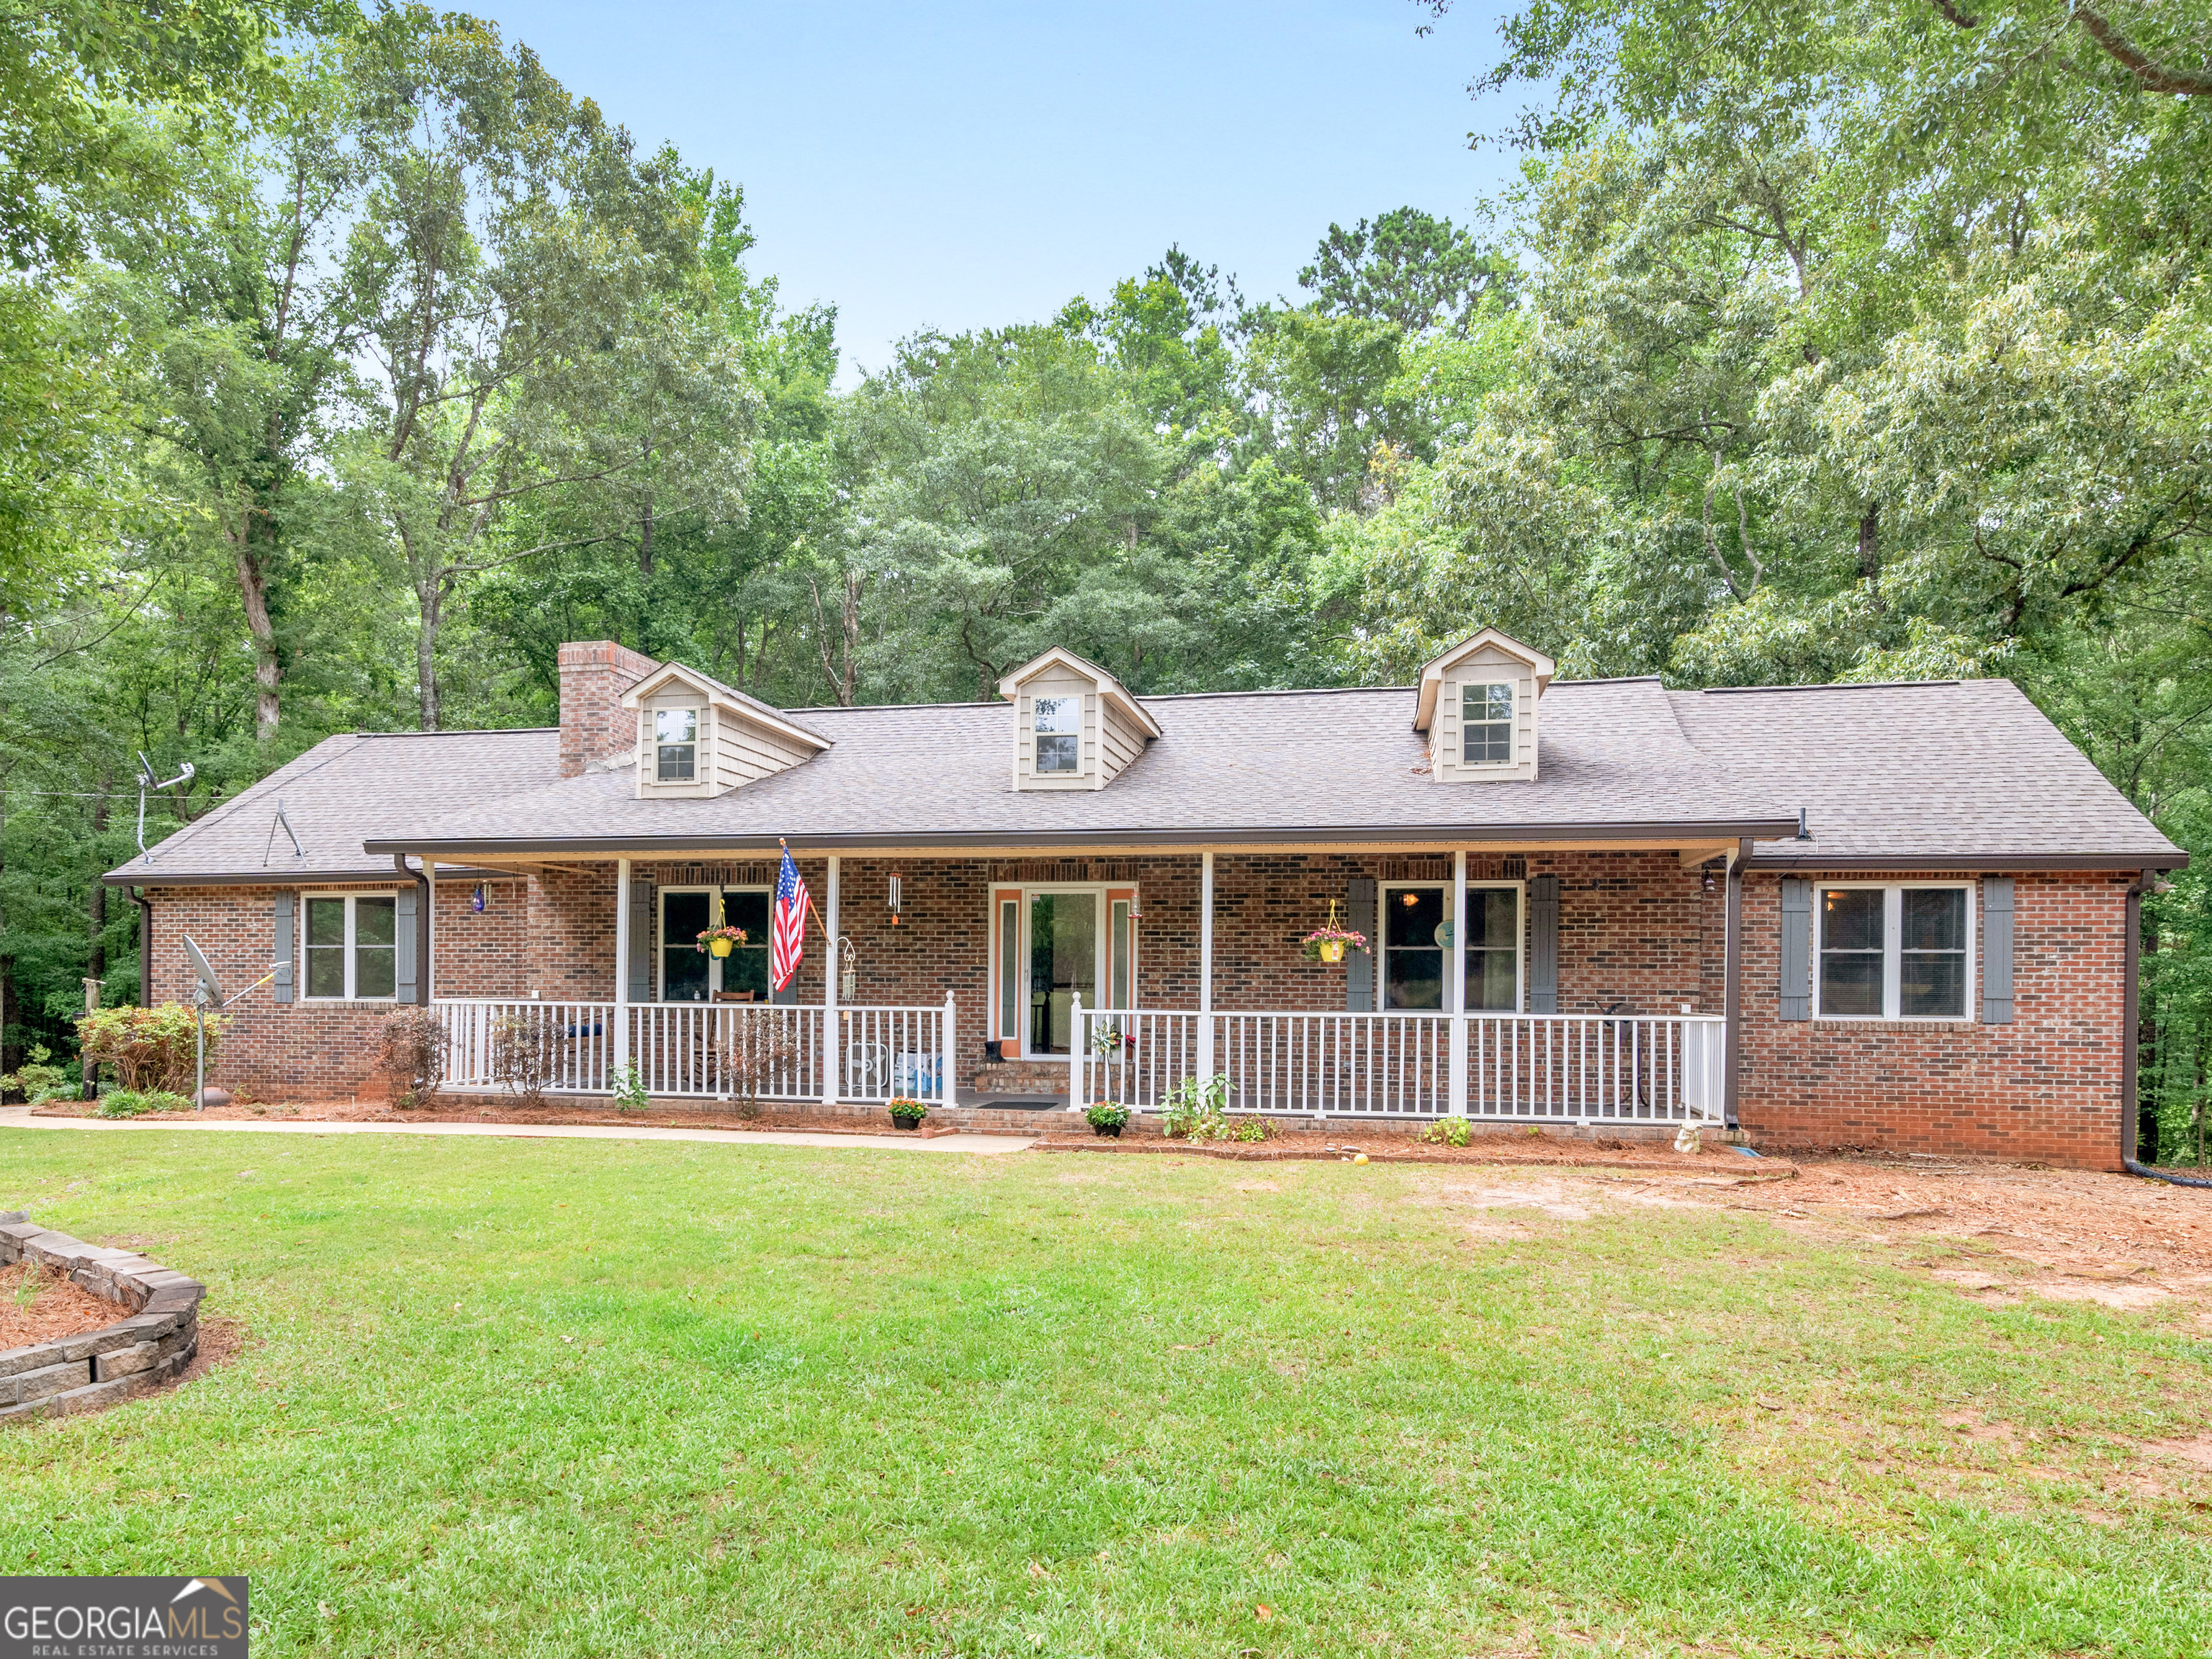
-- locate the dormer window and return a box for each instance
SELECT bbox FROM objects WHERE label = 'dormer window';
[1034,697,1080,773]
[655,709,698,781]
[1462,683,1514,765]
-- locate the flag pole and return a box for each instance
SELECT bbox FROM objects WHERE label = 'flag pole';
[780,839,834,943]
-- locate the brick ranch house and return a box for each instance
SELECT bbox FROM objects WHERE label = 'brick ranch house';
[103,631,2183,1167]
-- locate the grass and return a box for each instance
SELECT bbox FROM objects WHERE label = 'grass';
[1,1133,2209,1656]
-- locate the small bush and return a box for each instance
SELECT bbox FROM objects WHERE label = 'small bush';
[76,1004,222,1094]
[490,1009,554,1109]
[1161,1073,1230,1140]
[96,1089,194,1119]
[378,1007,448,1108]
[1230,1115,1272,1143]
[1084,1100,1130,1130]
[612,1064,649,1113]
[1419,1118,1472,1148]
[3,1045,68,1104]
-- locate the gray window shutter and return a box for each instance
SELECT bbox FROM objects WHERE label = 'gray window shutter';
[627,873,655,1002]
[1779,876,1811,1020]
[1528,875,1560,1012]
[272,892,295,1004]
[1981,875,2015,1024]
[1346,877,1377,1012]
[395,886,419,1004]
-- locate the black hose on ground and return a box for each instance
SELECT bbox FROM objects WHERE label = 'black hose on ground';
[2124,1157,2212,1190]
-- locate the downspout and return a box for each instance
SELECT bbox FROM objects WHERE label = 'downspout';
[1723,837,1748,1127]
[132,886,151,1007]
[395,854,431,1007]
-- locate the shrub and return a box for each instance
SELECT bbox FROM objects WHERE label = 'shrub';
[716,1010,800,1120]
[96,1089,194,1119]
[1084,1100,1130,1130]
[489,1008,554,1109]
[378,1007,448,1108]
[1161,1073,1230,1141]
[612,1064,649,1113]
[2,1045,68,1104]
[76,1004,222,1094]
[1419,1118,1472,1148]
[1230,1115,1272,1143]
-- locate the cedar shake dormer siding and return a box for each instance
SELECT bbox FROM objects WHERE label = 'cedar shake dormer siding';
[999,647,1162,793]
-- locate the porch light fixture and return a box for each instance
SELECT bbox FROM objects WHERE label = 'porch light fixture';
[888,871,904,926]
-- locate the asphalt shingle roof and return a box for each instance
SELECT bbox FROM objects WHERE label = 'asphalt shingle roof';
[104,675,2184,883]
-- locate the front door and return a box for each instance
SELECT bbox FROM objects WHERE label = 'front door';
[1028,891,1099,1054]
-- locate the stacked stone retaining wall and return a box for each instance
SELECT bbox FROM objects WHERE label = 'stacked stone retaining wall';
[0,1213,202,1421]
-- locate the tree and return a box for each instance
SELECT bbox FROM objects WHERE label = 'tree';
[1298,206,1516,335]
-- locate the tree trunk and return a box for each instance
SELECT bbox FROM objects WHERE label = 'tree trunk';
[416,576,444,732]
[840,568,859,706]
[87,770,109,989]
[234,544,282,743]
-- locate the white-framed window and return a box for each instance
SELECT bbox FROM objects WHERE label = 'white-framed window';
[657,887,773,1003]
[1033,696,1080,773]
[1380,882,1522,1012]
[1461,683,1514,765]
[302,892,397,1000]
[655,708,698,781]
[1815,882,1973,1020]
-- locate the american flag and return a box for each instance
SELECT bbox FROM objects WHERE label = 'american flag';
[770,846,809,992]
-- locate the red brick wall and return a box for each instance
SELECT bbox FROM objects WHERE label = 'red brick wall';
[143,884,397,1100]
[557,640,658,779]
[433,877,528,997]
[1734,870,2128,1169]
[143,860,2136,1167]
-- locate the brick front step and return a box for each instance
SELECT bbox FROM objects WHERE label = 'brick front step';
[971,1061,1073,1094]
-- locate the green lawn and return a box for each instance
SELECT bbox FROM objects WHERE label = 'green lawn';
[1,1133,2208,1657]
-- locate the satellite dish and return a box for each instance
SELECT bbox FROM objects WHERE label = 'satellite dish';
[182,935,225,1003]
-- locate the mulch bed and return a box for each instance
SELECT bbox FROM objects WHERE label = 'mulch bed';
[1028,1127,1799,1175]
[0,1259,124,1349]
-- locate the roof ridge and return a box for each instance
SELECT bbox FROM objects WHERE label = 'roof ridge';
[1698,679,1964,695]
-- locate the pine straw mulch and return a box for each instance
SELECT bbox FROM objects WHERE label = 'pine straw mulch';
[0,1259,124,1349]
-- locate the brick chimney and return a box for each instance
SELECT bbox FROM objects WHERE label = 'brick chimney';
[558,641,660,778]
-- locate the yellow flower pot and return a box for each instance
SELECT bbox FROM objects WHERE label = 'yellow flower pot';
[709,938,734,958]
[1319,940,1346,964]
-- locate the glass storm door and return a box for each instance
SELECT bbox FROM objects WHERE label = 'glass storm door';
[1027,893,1099,1055]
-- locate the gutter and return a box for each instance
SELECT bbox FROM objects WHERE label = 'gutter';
[99,864,521,889]
[361,817,1809,859]
[1747,852,2189,873]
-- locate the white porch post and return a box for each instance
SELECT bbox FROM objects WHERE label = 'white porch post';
[942,990,956,1107]
[822,856,840,1107]
[1197,851,1215,1080]
[1068,992,1084,1112]
[1449,849,1469,1117]
[613,858,631,1074]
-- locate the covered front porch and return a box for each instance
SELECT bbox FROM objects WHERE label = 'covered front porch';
[423,843,1742,1129]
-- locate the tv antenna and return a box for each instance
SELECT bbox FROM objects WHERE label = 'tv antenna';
[135,752,195,860]
[181,935,273,1110]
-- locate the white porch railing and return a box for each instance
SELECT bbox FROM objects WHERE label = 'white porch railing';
[439,999,615,1094]
[433,997,950,1105]
[1077,1003,1726,1125]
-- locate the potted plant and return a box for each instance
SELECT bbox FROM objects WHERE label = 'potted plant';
[696,925,747,958]
[888,1097,928,1130]
[1300,925,1367,965]
[1085,1100,1130,1138]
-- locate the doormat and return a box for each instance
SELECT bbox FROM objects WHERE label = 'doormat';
[979,1097,1064,1110]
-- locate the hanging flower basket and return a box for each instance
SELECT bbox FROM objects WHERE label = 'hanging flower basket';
[1301,926,1367,965]
[696,925,748,958]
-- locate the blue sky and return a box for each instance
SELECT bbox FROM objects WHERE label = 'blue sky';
[485,1,1523,381]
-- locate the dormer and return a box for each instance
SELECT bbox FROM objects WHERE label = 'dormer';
[1412,629,1555,784]
[619,663,830,799]
[997,647,1162,792]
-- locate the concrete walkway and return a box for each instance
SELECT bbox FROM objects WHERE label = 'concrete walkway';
[0,1106,1033,1155]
